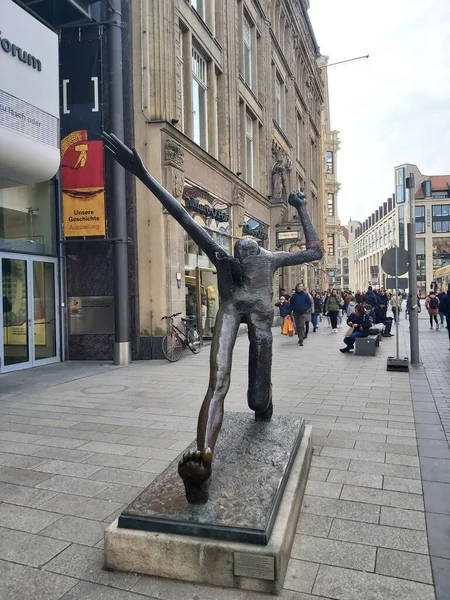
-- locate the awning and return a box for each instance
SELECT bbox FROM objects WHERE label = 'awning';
[434,264,450,277]
[12,0,99,29]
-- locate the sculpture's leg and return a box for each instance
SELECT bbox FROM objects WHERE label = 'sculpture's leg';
[247,314,273,422]
[178,304,240,504]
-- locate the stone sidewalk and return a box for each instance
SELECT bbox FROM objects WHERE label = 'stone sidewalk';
[0,312,448,600]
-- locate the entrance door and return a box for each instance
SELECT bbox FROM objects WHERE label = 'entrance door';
[1,254,59,373]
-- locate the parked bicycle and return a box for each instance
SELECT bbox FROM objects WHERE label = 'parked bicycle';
[161,312,202,362]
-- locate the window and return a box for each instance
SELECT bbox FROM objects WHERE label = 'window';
[296,112,302,161]
[275,74,284,128]
[327,193,334,217]
[192,48,208,150]
[396,167,405,204]
[327,234,335,256]
[415,222,425,234]
[415,205,425,233]
[243,15,252,87]
[432,204,450,233]
[191,0,204,20]
[326,151,333,174]
[245,113,254,187]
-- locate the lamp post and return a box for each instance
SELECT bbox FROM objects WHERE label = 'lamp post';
[406,174,420,365]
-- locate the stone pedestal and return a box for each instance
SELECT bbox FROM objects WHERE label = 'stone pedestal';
[104,414,312,594]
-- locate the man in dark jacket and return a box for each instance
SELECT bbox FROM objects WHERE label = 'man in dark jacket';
[439,286,450,350]
[290,283,312,347]
[340,304,372,352]
[363,286,378,308]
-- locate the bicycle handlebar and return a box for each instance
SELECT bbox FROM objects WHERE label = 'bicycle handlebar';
[161,312,182,320]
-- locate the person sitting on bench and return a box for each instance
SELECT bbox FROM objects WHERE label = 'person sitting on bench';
[340,304,372,353]
[374,304,394,338]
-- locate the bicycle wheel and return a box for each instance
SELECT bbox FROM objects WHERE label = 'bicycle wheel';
[187,327,202,354]
[162,332,183,362]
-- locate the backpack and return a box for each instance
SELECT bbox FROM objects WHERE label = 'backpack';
[429,297,439,309]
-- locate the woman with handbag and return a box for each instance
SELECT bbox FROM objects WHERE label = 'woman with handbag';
[324,289,341,333]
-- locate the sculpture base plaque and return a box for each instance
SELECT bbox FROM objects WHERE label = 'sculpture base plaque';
[105,415,312,594]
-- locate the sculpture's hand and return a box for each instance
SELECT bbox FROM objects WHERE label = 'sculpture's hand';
[102,132,147,180]
[288,190,307,209]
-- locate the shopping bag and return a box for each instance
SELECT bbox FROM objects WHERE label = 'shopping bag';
[287,316,294,337]
[345,326,354,337]
[282,316,291,336]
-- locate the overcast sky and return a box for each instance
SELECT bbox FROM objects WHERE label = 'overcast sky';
[309,0,450,223]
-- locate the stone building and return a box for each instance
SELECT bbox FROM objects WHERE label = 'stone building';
[132,0,325,342]
[318,56,341,290]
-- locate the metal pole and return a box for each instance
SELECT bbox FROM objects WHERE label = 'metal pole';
[107,0,131,365]
[395,246,400,360]
[407,174,420,365]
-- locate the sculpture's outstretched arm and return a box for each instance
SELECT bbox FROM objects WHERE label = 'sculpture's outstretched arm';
[273,190,324,269]
[103,132,227,265]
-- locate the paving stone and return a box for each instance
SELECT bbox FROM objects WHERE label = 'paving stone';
[95,483,144,504]
[385,453,420,467]
[422,481,450,515]
[136,459,172,473]
[312,564,435,600]
[0,559,77,600]
[89,467,157,487]
[292,534,376,571]
[307,467,329,481]
[127,447,182,461]
[340,485,424,510]
[32,447,96,462]
[415,424,446,440]
[327,470,382,489]
[0,482,57,507]
[296,513,333,537]
[380,507,426,530]
[0,465,52,486]
[33,436,87,449]
[131,576,250,599]
[59,581,148,600]
[376,548,433,584]
[301,496,380,524]
[36,475,111,497]
[329,518,429,554]
[0,502,61,532]
[360,426,416,437]
[313,436,355,449]
[39,515,106,546]
[34,460,103,478]
[431,557,450,600]
[43,544,141,590]
[386,434,417,446]
[354,440,417,456]
[38,493,123,520]
[420,457,450,483]
[83,453,148,470]
[383,476,423,494]
[349,459,421,479]
[283,559,319,594]
[426,512,450,559]
[0,452,47,469]
[320,447,385,463]
[0,441,42,455]
[76,441,137,455]
[0,526,69,567]
[305,480,342,499]
[417,438,450,459]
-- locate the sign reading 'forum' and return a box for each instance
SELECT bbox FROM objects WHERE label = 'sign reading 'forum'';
[0,31,42,71]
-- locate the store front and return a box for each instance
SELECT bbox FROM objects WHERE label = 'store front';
[242,215,269,248]
[183,184,231,338]
[0,1,60,373]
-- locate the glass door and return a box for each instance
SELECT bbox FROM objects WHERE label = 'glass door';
[1,254,59,373]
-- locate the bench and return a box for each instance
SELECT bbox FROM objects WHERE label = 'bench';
[354,333,381,356]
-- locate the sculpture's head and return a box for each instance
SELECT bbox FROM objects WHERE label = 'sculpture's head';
[234,238,261,261]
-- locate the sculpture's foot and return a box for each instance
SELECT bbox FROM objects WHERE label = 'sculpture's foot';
[178,448,212,504]
[255,400,273,422]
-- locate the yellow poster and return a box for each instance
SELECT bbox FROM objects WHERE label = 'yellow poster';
[61,130,106,238]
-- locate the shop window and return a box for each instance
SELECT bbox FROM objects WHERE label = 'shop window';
[0,181,57,255]
[192,48,208,150]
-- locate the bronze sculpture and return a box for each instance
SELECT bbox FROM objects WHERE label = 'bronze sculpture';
[103,133,324,504]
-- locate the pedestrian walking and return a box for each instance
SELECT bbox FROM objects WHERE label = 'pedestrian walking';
[439,286,450,350]
[304,289,314,338]
[324,289,341,333]
[438,290,446,325]
[311,290,322,332]
[425,291,440,330]
[390,291,402,323]
[275,296,291,333]
[290,283,312,347]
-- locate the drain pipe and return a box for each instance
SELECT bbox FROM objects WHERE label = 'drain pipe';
[107,0,131,365]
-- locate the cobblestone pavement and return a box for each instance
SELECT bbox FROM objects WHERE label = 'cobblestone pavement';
[0,310,448,600]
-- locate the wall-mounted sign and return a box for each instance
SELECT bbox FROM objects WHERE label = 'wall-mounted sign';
[0,34,42,71]
[276,230,300,246]
[185,197,229,222]
[243,216,268,241]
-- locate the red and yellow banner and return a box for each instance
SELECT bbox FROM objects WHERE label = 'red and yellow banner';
[61,129,106,237]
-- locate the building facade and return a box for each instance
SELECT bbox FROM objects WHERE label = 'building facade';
[133,0,325,344]
[318,56,341,290]
[1,0,326,372]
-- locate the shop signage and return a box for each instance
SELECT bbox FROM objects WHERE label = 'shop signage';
[276,230,300,245]
[0,33,42,71]
[243,221,268,241]
[186,197,229,222]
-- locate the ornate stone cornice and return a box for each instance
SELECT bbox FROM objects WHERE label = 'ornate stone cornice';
[164,140,184,169]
